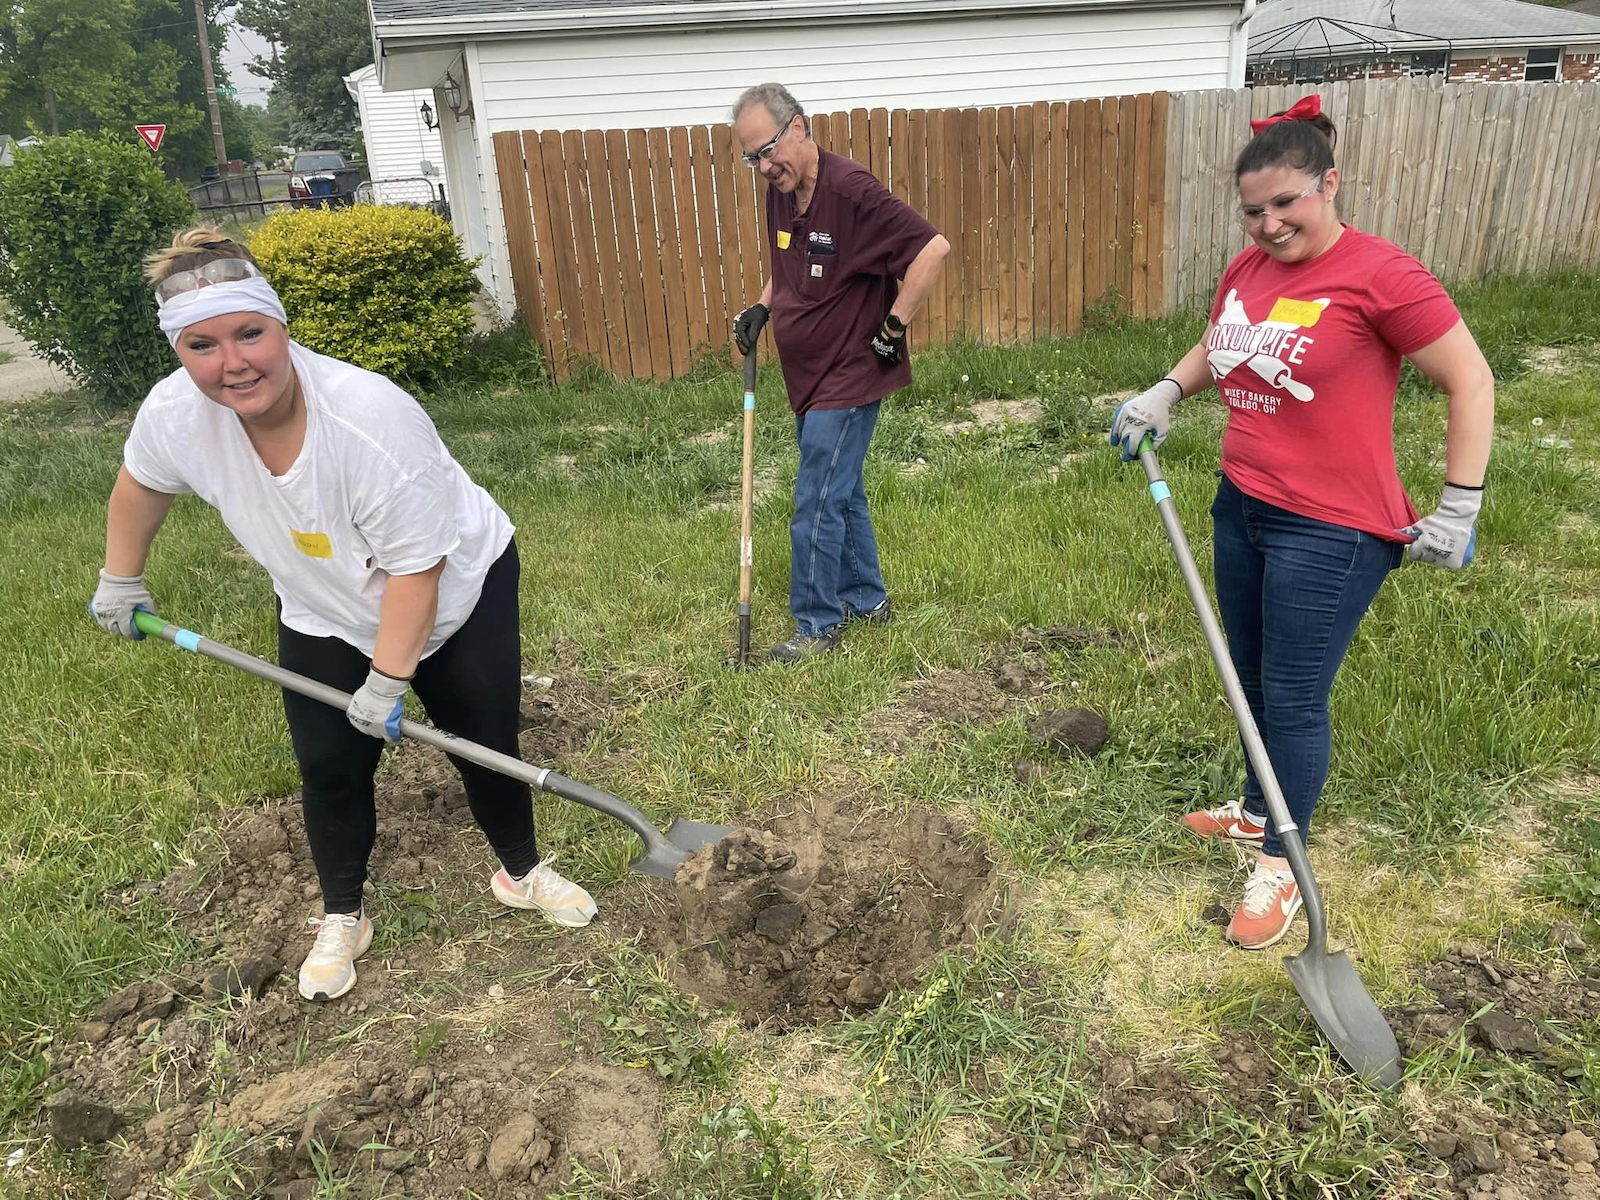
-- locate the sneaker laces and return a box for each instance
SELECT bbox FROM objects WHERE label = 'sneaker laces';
[308,911,361,954]
[1241,866,1294,917]
[518,853,562,900]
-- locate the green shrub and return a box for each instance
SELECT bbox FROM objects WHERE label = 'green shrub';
[251,205,481,381]
[0,133,195,404]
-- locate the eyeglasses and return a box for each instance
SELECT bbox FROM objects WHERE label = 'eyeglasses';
[1236,174,1325,226]
[740,115,795,168]
[154,259,264,303]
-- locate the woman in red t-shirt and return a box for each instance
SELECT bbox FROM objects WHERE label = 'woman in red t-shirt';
[1109,96,1495,950]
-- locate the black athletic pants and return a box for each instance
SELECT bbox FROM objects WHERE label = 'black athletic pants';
[278,540,537,912]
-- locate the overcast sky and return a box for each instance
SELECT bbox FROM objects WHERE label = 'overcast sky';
[217,8,280,108]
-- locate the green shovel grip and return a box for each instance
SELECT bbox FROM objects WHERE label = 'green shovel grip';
[1138,432,1155,457]
[132,610,167,638]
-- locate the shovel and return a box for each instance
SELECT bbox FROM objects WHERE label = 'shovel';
[1131,438,1403,1088]
[735,344,758,667]
[131,610,732,879]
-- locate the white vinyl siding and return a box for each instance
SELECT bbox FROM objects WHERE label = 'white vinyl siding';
[348,65,451,185]
[473,7,1238,132]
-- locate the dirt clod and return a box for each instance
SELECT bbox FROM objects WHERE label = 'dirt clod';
[487,1113,556,1183]
[47,1093,120,1148]
[1559,1132,1600,1166]
[1033,708,1110,756]
[201,957,280,1001]
[1475,1010,1543,1054]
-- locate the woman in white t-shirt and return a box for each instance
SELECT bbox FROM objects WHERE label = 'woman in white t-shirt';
[89,227,596,1003]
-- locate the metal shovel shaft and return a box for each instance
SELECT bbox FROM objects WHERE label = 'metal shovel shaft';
[1134,448,1329,953]
[130,610,709,878]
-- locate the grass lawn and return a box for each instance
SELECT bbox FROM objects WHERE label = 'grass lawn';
[0,273,1596,1198]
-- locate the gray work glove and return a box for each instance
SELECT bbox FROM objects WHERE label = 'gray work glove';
[346,667,410,743]
[89,570,155,640]
[1108,378,1183,462]
[1401,484,1482,570]
[733,303,768,356]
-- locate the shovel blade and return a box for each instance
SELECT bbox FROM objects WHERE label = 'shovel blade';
[665,818,736,853]
[1285,948,1403,1088]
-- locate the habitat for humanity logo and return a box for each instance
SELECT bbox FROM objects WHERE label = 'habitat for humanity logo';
[1206,291,1330,404]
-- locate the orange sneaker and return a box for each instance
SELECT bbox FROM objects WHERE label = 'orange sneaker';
[1182,799,1266,845]
[1225,863,1302,950]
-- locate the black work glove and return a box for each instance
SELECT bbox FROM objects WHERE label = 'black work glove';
[869,315,906,365]
[733,303,769,355]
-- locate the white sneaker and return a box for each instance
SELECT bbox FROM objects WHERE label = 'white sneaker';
[491,854,597,927]
[297,911,373,1001]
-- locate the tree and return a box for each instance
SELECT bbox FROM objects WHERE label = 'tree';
[235,0,369,151]
[0,0,245,178]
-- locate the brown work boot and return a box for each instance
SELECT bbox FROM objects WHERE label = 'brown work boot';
[770,627,841,661]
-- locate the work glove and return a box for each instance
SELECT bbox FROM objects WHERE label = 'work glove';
[1400,484,1482,570]
[733,303,769,355]
[346,667,410,743]
[89,570,155,640]
[869,316,906,365]
[1108,378,1182,462]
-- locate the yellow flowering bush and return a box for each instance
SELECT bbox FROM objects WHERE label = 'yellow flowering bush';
[251,205,481,381]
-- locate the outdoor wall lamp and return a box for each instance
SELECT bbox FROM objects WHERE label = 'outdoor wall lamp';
[443,71,472,120]
[419,100,439,130]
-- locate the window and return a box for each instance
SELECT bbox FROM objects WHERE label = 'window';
[1526,46,1562,81]
[1409,51,1448,76]
[1293,56,1329,83]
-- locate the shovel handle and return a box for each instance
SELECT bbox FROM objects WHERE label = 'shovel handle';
[1133,436,1330,956]
[737,346,758,665]
[129,610,683,873]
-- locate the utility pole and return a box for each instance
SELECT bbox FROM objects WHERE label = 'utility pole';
[192,0,229,169]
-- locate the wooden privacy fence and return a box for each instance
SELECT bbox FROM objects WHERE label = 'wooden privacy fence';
[496,77,1600,381]
[494,96,1170,382]
[1166,77,1600,311]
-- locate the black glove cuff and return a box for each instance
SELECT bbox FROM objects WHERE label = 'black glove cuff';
[1158,377,1184,400]
[883,312,907,334]
[1443,480,1483,492]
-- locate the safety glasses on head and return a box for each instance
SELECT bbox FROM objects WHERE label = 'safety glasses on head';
[154,259,264,304]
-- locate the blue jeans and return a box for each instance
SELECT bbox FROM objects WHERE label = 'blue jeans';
[790,401,886,636]
[1210,475,1403,859]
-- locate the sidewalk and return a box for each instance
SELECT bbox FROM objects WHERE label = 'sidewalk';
[0,316,71,401]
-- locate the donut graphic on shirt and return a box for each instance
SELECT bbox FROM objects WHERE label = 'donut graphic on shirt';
[1206,291,1331,403]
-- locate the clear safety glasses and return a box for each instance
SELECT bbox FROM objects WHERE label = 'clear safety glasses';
[153,258,265,303]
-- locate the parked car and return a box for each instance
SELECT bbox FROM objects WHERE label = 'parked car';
[289,151,361,208]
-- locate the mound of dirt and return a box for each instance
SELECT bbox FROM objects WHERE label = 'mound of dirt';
[647,793,1008,1028]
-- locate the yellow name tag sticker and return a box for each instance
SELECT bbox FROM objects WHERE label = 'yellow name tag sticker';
[777,230,792,250]
[290,528,333,559]
[1267,297,1326,328]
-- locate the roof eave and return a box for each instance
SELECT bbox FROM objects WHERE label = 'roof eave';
[375,0,1230,42]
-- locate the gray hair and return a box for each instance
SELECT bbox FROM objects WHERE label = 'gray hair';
[731,83,810,137]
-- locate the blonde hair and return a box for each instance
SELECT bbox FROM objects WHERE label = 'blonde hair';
[143,226,259,287]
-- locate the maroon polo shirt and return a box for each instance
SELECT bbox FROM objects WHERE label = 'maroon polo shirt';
[765,148,939,414]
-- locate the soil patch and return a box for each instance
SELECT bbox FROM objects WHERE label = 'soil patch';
[940,398,1044,435]
[866,627,1117,757]
[704,463,782,512]
[641,790,1009,1029]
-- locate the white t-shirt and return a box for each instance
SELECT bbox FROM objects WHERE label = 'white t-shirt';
[124,342,514,660]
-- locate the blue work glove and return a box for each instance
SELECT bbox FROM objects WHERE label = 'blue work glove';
[346,667,409,742]
[1108,379,1183,462]
[89,570,155,639]
[1400,484,1482,570]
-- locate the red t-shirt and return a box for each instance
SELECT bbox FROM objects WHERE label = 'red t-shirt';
[766,149,939,414]
[1206,225,1461,540]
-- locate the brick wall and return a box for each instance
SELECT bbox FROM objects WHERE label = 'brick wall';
[1447,53,1531,83]
[1565,51,1600,82]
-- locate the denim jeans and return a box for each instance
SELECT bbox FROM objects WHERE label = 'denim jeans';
[1210,475,1403,859]
[790,401,886,637]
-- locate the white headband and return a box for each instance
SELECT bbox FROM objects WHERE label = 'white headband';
[157,277,290,347]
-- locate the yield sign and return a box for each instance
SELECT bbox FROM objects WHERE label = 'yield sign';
[135,124,166,153]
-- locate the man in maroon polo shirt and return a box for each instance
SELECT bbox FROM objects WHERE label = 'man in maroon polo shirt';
[731,83,950,661]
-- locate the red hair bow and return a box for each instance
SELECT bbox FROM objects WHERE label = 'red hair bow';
[1250,94,1321,135]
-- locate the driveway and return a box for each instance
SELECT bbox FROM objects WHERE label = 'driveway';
[0,316,72,401]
